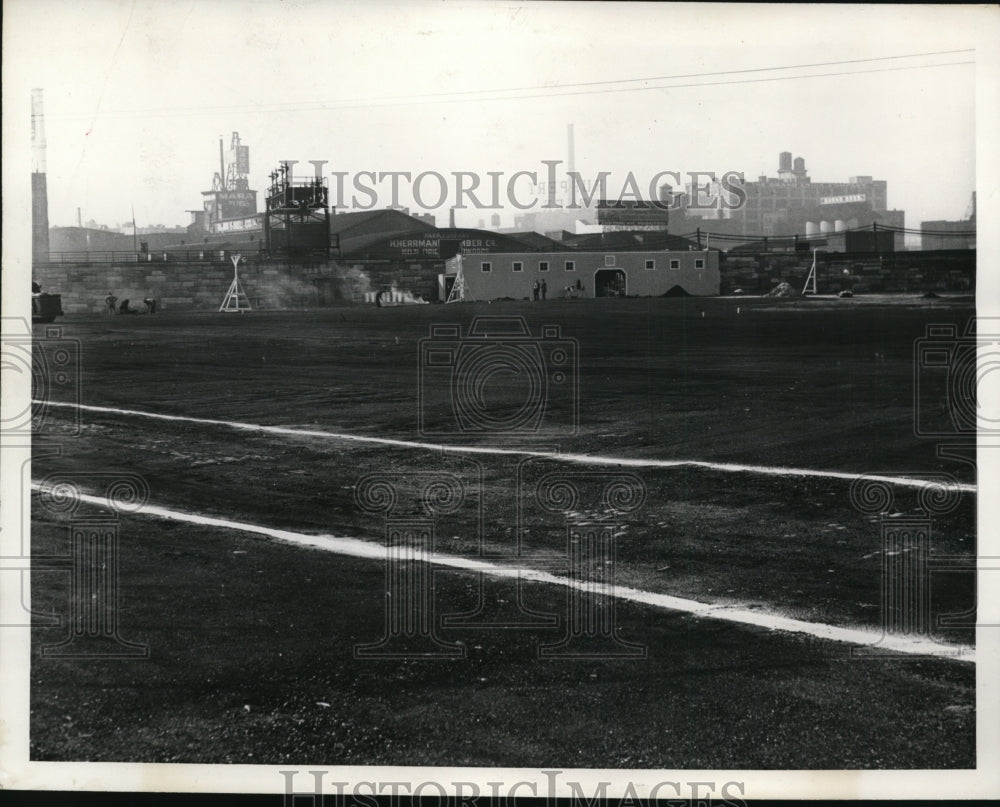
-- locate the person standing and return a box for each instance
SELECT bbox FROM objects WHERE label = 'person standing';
[106,292,118,315]
[540,279,547,300]
[532,280,539,301]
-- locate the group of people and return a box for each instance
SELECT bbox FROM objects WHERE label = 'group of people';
[532,279,548,301]
[106,292,156,315]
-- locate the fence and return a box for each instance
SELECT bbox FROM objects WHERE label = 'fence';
[36,249,261,265]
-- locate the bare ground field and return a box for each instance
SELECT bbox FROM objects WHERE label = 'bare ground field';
[29,294,978,767]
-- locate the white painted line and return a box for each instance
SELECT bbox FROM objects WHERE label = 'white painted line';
[30,481,976,663]
[34,400,977,493]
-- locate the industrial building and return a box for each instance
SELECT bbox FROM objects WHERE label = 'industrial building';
[337,225,565,303]
[32,103,971,311]
[672,152,907,249]
[188,132,259,236]
[330,209,437,252]
[596,199,670,231]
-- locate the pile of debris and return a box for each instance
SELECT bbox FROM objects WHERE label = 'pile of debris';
[766,281,799,298]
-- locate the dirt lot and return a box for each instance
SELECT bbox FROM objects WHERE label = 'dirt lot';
[30,294,978,767]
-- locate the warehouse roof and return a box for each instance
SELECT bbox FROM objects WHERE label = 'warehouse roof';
[329,209,435,238]
[560,230,699,252]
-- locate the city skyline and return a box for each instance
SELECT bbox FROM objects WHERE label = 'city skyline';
[6,2,981,235]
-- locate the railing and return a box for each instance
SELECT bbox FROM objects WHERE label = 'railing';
[34,249,265,265]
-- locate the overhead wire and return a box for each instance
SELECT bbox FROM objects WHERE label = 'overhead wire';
[46,50,975,120]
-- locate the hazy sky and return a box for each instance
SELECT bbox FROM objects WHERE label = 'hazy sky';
[3,1,990,232]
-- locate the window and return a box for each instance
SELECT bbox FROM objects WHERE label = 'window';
[604,255,616,267]
[645,259,656,270]
[669,259,680,270]
[695,258,705,269]
[481,261,492,272]
[539,261,549,272]
[512,261,523,272]
[565,260,576,271]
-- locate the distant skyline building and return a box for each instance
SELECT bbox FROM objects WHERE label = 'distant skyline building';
[517,122,599,234]
[512,142,908,249]
[673,152,906,249]
[596,199,669,232]
[188,132,260,236]
[921,192,975,250]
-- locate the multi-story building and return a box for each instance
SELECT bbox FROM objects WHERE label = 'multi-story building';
[674,152,906,250]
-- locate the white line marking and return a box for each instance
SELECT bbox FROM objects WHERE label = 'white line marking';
[34,400,976,493]
[30,481,976,663]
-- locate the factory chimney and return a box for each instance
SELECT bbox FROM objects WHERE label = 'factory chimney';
[31,88,50,261]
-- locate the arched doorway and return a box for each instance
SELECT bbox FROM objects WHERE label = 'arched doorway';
[595,268,627,297]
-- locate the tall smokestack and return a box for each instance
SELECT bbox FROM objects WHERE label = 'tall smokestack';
[31,88,50,260]
[567,124,575,176]
[32,89,47,173]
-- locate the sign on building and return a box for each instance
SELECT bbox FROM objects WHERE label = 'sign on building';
[596,200,669,228]
[820,194,867,205]
[212,215,262,234]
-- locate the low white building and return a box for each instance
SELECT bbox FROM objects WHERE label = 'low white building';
[445,249,719,301]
